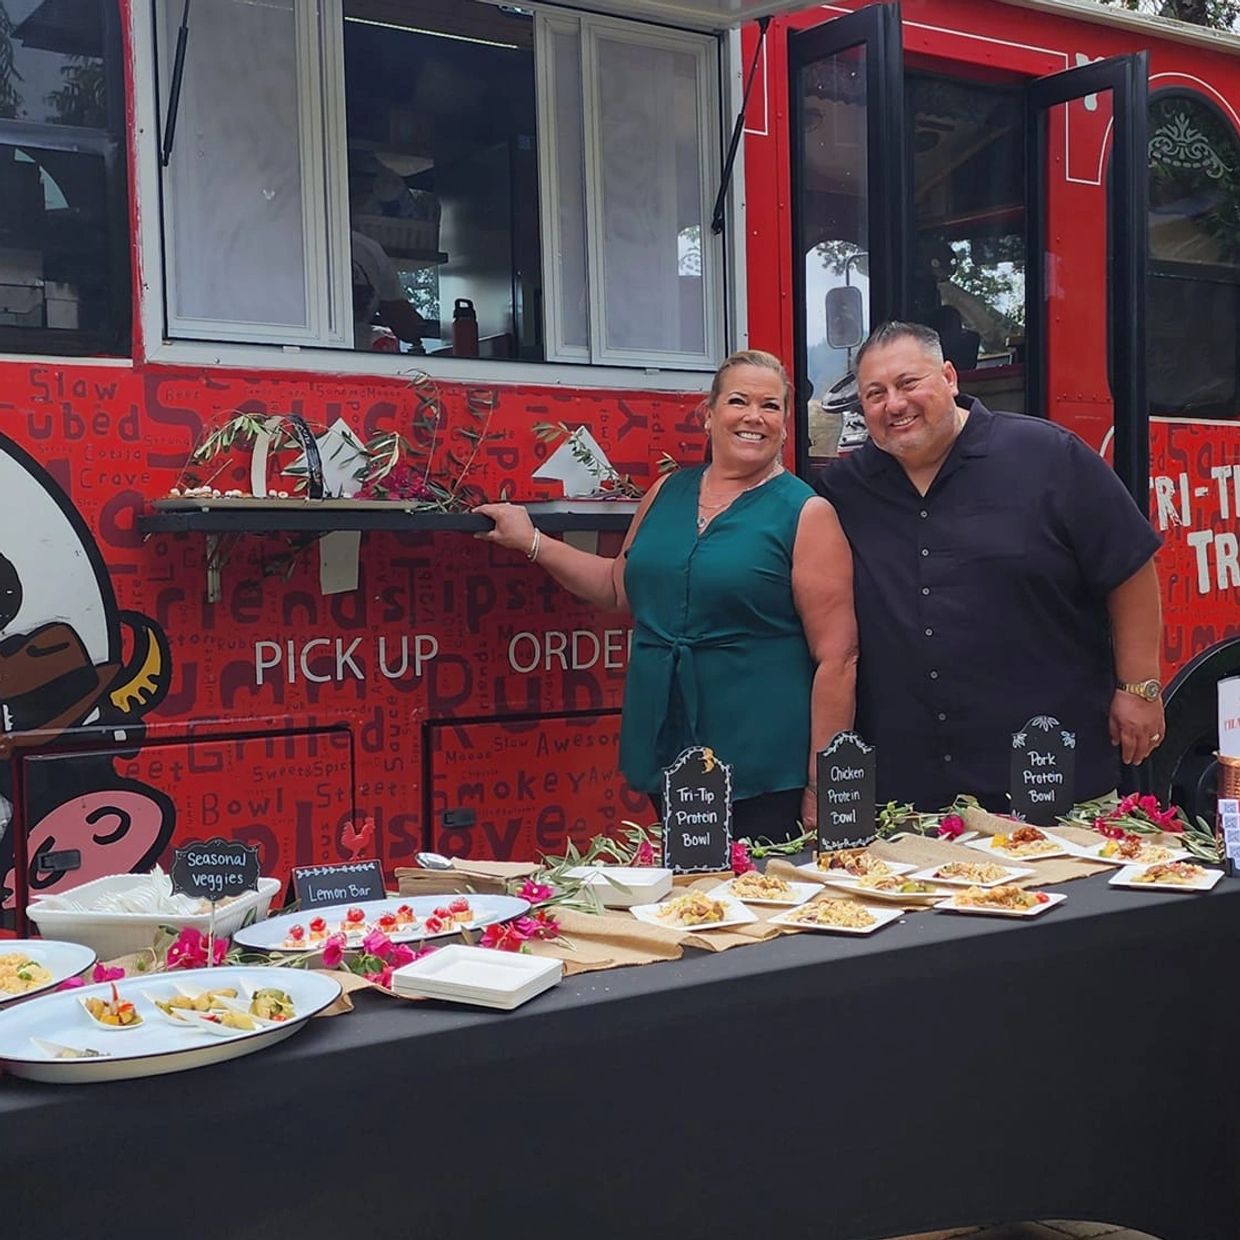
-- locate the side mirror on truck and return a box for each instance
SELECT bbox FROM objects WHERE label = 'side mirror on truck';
[825,285,865,350]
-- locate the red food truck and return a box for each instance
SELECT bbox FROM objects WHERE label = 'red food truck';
[0,0,1237,927]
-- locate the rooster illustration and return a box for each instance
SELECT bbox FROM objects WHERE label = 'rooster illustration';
[341,816,376,861]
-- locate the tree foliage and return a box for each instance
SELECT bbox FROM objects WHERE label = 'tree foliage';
[1098,0,1240,28]
[0,6,20,120]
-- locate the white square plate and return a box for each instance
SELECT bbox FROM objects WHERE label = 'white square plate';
[564,866,674,907]
[1053,836,1190,867]
[1108,864,1224,893]
[391,945,561,998]
[768,901,905,935]
[629,894,758,932]
[795,859,916,881]
[909,862,1036,888]
[708,878,820,908]
[963,835,1071,863]
[813,877,953,904]
[934,890,1067,918]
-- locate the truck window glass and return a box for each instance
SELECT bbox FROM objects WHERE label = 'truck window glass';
[1148,91,1240,420]
[0,0,128,356]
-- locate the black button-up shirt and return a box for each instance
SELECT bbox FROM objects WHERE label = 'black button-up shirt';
[816,399,1161,810]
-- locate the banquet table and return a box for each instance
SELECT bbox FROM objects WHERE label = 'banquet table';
[4,872,1239,1240]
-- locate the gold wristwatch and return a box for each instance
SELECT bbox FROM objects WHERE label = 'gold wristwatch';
[1118,678,1162,702]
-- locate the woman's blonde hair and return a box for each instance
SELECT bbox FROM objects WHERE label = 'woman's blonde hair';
[707,349,791,409]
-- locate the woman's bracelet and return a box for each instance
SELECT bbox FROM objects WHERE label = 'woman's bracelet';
[527,528,542,562]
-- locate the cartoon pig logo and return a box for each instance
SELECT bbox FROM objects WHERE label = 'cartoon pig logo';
[0,433,174,916]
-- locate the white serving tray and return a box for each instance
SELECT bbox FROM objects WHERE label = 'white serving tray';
[233,894,530,953]
[564,866,673,907]
[909,863,1036,889]
[28,875,281,960]
[0,966,340,1083]
[768,902,905,935]
[1109,863,1224,892]
[0,940,97,1005]
[392,946,562,1010]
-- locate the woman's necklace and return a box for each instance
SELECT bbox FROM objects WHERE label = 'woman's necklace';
[696,460,784,533]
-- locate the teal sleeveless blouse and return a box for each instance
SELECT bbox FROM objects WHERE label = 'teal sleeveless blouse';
[621,465,816,800]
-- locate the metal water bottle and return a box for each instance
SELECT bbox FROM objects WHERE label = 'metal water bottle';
[452,298,479,358]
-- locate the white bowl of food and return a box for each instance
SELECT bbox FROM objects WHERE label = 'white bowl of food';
[27,871,282,959]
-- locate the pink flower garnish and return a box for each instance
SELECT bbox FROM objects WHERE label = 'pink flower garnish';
[166,925,228,970]
[936,813,966,840]
[517,880,554,905]
[362,928,392,959]
[632,840,656,867]
[321,933,347,969]
[92,962,125,983]
[57,976,86,991]
[364,966,394,990]
[480,921,528,952]
[515,914,562,940]
[730,841,756,876]
[387,943,416,969]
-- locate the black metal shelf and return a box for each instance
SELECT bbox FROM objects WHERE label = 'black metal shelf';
[138,501,636,536]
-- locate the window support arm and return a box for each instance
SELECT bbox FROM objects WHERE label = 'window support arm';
[160,0,192,167]
[710,16,770,236]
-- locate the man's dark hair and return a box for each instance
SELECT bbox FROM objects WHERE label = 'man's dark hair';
[855,320,944,372]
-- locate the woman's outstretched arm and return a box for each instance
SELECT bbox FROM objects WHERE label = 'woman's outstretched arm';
[473,474,671,613]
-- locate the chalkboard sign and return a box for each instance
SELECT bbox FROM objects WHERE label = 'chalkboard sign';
[1009,716,1076,824]
[662,747,732,874]
[816,731,877,851]
[293,859,386,910]
[171,837,261,902]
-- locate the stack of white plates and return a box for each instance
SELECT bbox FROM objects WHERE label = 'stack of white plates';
[391,945,562,1011]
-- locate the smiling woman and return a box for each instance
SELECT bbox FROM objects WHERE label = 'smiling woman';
[473,350,859,843]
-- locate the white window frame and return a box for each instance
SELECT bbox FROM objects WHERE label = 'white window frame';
[537,11,726,369]
[152,0,351,347]
[582,15,724,370]
[536,12,591,365]
[130,0,744,390]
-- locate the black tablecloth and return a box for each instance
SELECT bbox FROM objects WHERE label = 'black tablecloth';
[4,875,1240,1240]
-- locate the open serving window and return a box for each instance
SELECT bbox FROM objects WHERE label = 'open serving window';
[145,0,734,371]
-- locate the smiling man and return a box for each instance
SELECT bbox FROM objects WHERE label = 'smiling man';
[814,321,1164,811]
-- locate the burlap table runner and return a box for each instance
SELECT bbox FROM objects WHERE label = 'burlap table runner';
[91,820,1130,1014]
[525,907,684,975]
